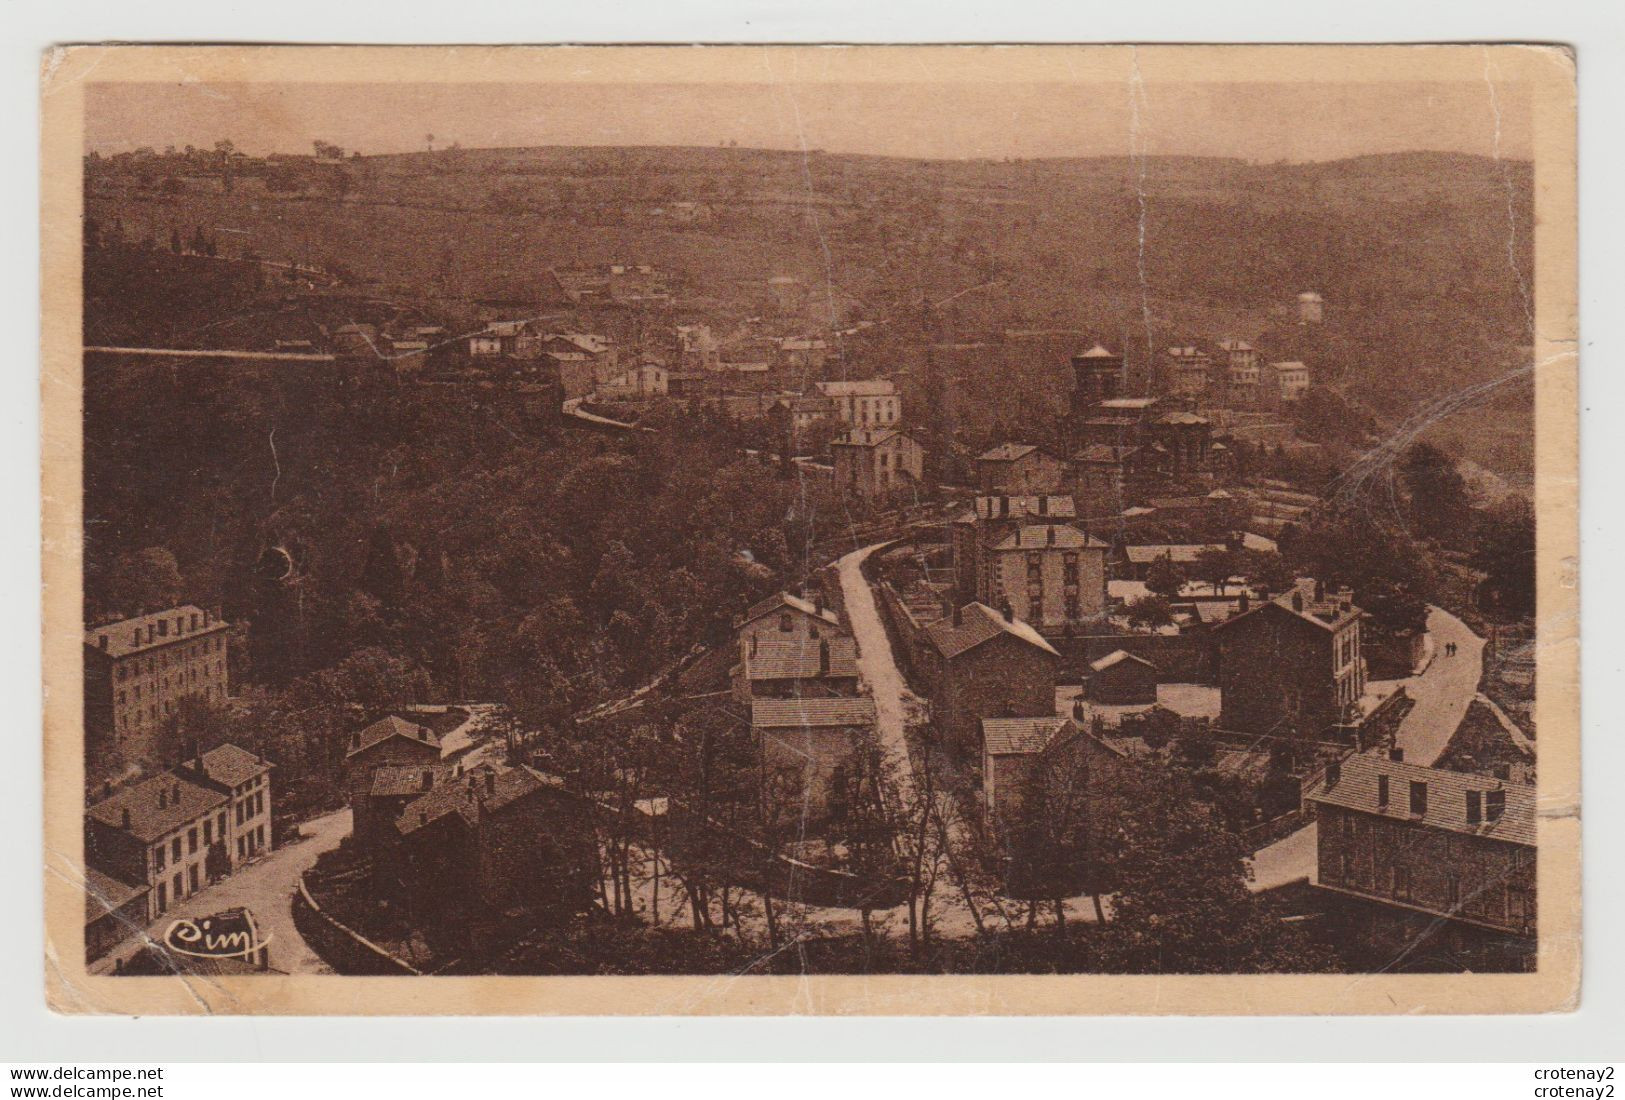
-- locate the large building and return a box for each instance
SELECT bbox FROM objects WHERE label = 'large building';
[84,605,230,752]
[1068,347,1218,497]
[1211,579,1365,740]
[84,742,273,928]
[918,602,1060,764]
[831,428,926,497]
[735,591,843,647]
[1307,753,1534,964]
[343,716,444,851]
[815,379,901,429]
[985,523,1110,633]
[976,443,1067,495]
[751,696,879,824]
[1269,360,1311,404]
[950,493,1078,604]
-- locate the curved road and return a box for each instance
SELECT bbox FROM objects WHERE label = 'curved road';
[91,807,352,976]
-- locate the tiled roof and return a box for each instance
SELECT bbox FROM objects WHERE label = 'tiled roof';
[1089,649,1155,673]
[85,605,227,660]
[993,524,1109,552]
[396,765,558,837]
[86,771,227,844]
[832,429,905,448]
[739,591,841,630]
[370,764,443,798]
[1306,753,1535,847]
[199,744,272,789]
[346,715,441,761]
[1124,544,1226,564]
[84,866,148,924]
[978,443,1038,462]
[1098,397,1158,410]
[1078,344,1118,359]
[982,717,1070,756]
[816,380,896,397]
[1213,579,1361,634]
[750,697,876,730]
[923,602,1060,660]
[744,636,860,681]
[1156,411,1210,426]
[1076,444,1142,463]
[972,495,1077,521]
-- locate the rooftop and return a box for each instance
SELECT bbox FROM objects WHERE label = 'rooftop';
[816,379,897,397]
[1078,344,1119,359]
[85,605,227,660]
[197,744,272,789]
[971,495,1077,522]
[396,764,561,837]
[743,636,860,682]
[345,715,441,761]
[1090,649,1156,673]
[739,591,841,630]
[832,428,908,448]
[1098,397,1160,410]
[992,524,1109,552]
[982,716,1071,756]
[750,697,877,730]
[370,764,445,799]
[1124,544,1228,565]
[978,443,1038,463]
[86,770,227,844]
[84,866,148,924]
[924,602,1060,660]
[1307,752,1534,847]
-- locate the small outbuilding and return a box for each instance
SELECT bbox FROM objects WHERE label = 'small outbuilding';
[1087,649,1158,705]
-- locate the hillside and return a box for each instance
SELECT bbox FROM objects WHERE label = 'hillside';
[86,145,1535,479]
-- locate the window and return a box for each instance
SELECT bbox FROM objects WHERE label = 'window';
[188,827,197,854]
[154,844,165,872]
[171,837,182,862]
[156,882,166,912]
[1377,775,1389,807]
[1392,865,1411,901]
[1409,781,1428,817]
[172,872,183,901]
[188,865,199,893]
[1063,553,1079,586]
[204,820,212,845]
[217,811,226,836]
[779,612,793,633]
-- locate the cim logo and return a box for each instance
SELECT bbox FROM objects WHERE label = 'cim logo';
[162,907,271,964]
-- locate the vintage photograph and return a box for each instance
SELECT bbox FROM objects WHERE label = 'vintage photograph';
[42,44,1578,1014]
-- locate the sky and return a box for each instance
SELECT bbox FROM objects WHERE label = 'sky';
[83,78,1534,163]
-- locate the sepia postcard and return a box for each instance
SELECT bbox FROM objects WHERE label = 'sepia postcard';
[40,43,1578,1015]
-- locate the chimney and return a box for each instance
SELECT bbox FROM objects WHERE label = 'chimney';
[952,604,963,628]
[1486,788,1506,822]
[1291,592,1304,613]
[1315,579,1326,602]
[1466,789,1482,825]
[121,807,131,829]
[350,731,360,751]
[485,771,496,795]
[819,638,831,677]
[420,769,433,791]
[158,787,167,809]
[418,811,428,826]
[1038,496,1049,517]
[1325,759,1341,788]
[749,634,758,658]
[1389,747,1404,763]
[1238,592,1250,614]
[187,739,201,771]
[1073,699,1086,721]
[1046,525,1056,546]
[1377,774,1389,807]
[1493,763,1511,780]
[97,634,108,651]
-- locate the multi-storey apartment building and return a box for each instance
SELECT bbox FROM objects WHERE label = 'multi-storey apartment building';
[84,605,230,752]
[985,523,1110,633]
[84,742,273,926]
[1307,753,1535,963]
[1211,579,1365,740]
[815,379,901,429]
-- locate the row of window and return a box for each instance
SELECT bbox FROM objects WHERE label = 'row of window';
[117,663,224,706]
[153,809,228,873]
[115,637,225,680]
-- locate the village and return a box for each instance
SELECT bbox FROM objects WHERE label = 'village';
[79,141,1538,978]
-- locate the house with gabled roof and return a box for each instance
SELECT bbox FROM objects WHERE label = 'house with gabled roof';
[919,602,1060,765]
[343,716,443,847]
[732,635,861,703]
[831,427,926,497]
[976,442,1068,495]
[736,590,842,647]
[986,523,1110,632]
[1306,752,1534,965]
[750,697,879,825]
[1211,579,1365,741]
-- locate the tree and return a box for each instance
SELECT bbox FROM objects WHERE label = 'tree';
[1125,594,1173,629]
[1192,545,1239,594]
[1472,493,1536,616]
[1400,441,1471,545]
[1144,557,1185,599]
[104,546,184,616]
